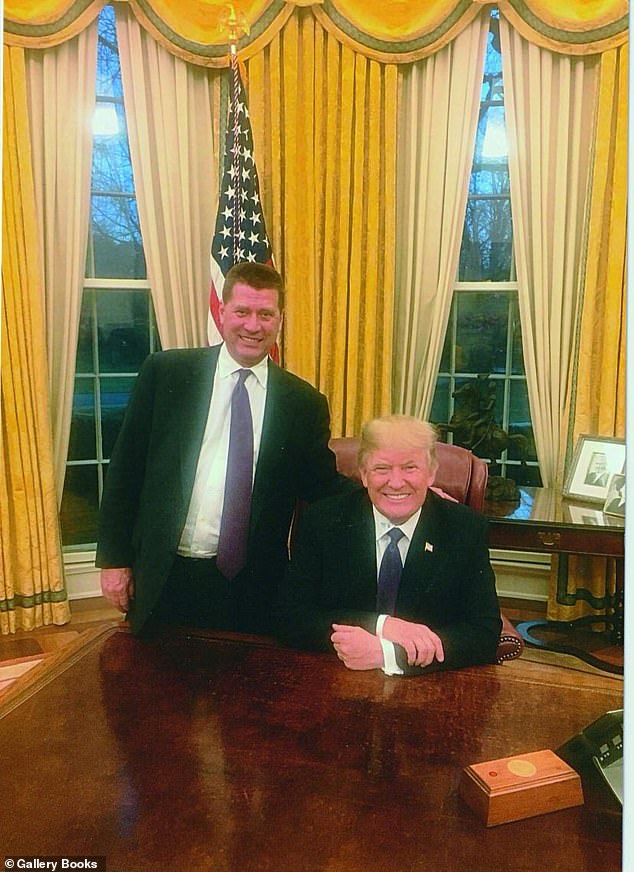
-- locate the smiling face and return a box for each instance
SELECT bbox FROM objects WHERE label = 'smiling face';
[219,282,282,367]
[360,447,436,524]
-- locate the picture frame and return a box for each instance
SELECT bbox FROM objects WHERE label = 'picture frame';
[603,473,626,517]
[564,504,608,526]
[562,435,625,503]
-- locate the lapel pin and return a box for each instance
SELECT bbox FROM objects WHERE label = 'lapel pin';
[425,541,434,553]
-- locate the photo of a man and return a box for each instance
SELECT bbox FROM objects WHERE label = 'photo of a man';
[584,452,610,488]
[603,474,625,517]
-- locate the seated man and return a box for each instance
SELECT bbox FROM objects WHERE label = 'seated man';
[276,415,502,675]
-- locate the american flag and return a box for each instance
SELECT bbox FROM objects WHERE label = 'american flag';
[208,53,278,360]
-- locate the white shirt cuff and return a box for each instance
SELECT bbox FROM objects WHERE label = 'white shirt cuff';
[376,614,403,676]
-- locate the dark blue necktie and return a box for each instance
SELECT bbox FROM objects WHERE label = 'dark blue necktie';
[376,528,405,615]
[216,369,253,579]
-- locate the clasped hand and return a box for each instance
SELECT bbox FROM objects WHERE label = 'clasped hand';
[330,618,444,671]
[330,624,384,670]
[381,616,444,667]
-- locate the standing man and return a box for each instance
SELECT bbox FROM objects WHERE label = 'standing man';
[276,415,502,676]
[97,262,346,636]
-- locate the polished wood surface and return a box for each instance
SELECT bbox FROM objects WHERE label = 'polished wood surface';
[0,626,622,872]
[484,486,624,557]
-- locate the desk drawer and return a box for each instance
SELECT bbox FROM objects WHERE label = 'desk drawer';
[488,523,624,558]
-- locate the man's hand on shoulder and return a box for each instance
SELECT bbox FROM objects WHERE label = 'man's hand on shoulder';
[101,567,135,613]
[381,617,444,667]
[331,624,384,671]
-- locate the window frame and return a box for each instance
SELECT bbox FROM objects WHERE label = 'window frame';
[62,277,157,552]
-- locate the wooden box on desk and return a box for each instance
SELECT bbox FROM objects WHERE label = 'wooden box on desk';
[459,749,584,827]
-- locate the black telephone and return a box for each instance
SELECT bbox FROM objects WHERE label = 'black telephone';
[557,709,623,817]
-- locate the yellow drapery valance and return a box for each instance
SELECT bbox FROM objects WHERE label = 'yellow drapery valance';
[4,0,107,47]
[4,1,628,59]
[3,0,293,62]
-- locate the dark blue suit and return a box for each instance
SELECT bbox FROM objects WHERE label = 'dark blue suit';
[276,488,502,674]
[96,345,343,635]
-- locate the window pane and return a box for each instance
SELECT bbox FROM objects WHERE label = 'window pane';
[438,320,452,372]
[76,291,95,373]
[482,14,502,89]
[461,15,512,283]
[60,465,100,546]
[455,293,509,373]
[67,377,96,461]
[479,107,508,166]
[90,195,146,279]
[508,380,538,462]
[430,376,451,426]
[96,5,122,98]
[459,198,512,281]
[91,105,135,194]
[97,290,150,372]
[510,297,525,375]
[101,376,136,457]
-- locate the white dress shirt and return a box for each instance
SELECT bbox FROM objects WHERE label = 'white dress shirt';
[178,344,268,557]
[371,506,422,676]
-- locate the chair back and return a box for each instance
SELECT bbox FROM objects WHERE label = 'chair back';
[328,437,488,512]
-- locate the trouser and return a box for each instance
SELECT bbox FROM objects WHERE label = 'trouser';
[149,555,234,631]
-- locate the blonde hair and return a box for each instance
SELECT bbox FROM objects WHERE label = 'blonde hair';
[358,415,438,471]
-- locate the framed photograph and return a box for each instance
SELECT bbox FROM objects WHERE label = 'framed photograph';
[603,473,626,517]
[564,504,608,526]
[563,435,625,503]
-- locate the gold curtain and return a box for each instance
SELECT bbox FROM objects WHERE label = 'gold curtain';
[1,46,71,634]
[6,1,628,58]
[245,8,397,434]
[547,43,627,623]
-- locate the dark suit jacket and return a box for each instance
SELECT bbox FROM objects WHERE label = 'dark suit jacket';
[276,488,502,674]
[96,345,344,635]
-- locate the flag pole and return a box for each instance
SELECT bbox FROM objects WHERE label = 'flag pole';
[223,5,249,267]
[208,6,278,360]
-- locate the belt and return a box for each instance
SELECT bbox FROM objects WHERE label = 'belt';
[175,553,216,563]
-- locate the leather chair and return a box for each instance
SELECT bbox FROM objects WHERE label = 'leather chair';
[328,437,524,664]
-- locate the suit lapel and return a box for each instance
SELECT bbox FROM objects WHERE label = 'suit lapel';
[344,494,378,586]
[178,346,219,505]
[333,492,378,609]
[249,360,294,530]
[397,493,443,612]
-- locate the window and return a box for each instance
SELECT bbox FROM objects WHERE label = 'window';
[60,5,159,547]
[430,11,541,487]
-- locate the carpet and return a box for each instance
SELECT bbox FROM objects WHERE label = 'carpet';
[518,646,623,680]
[0,623,120,703]
[0,655,45,693]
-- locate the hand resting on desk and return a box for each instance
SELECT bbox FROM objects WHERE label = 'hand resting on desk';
[330,620,444,671]
[381,616,444,667]
[330,625,384,670]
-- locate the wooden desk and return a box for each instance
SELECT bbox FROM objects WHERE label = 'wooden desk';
[0,626,622,871]
[485,487,625,652]
[485,486,625,559]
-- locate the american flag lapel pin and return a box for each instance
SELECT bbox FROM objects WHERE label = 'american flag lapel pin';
[425,541,434,553]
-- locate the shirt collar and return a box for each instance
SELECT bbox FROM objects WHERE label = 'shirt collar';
[371,505,421,543]
[217,342,269,388]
